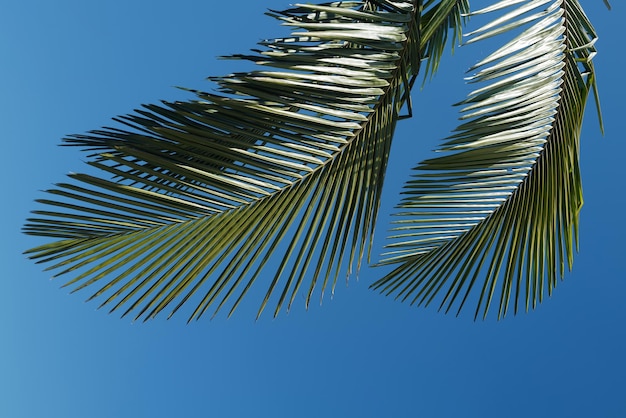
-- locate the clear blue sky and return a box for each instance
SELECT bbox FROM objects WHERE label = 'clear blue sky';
[2,1,624,417]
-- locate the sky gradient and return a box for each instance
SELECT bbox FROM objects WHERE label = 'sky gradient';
[2,1,624,417]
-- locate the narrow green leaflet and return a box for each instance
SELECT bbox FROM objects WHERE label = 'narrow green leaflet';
[374,0,601,319]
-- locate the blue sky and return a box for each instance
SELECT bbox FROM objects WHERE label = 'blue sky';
[2,1,624,417]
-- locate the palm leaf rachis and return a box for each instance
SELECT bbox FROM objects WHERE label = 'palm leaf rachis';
[24,0,601,321]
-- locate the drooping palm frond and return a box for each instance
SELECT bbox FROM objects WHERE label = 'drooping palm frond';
[373,0,601,319]
[420,0,469,79]
[24,0,438,321]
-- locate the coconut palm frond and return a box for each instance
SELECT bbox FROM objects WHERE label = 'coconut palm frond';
[420,0,470,79]
[373,0,600,319]
[24,0,422,321]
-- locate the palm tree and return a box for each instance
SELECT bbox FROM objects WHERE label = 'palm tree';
[23,0,604,321]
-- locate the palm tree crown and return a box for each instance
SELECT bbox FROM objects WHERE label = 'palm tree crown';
[24,0,603,321]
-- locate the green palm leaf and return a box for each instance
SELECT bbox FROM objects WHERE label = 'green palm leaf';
[373,0,601,319]
[26,0,467,321]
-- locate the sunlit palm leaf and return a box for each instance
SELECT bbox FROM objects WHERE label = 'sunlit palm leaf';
[25,0,434,321]
[373,0,600,319]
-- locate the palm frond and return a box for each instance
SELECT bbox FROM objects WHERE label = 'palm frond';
[420,0,470,79]
[24,0,424,321]
[373,0,600,319]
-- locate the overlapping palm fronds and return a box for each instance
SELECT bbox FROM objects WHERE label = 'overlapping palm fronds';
[24,0,602,321]
[23,0,446,321]
[374,0,601,319]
